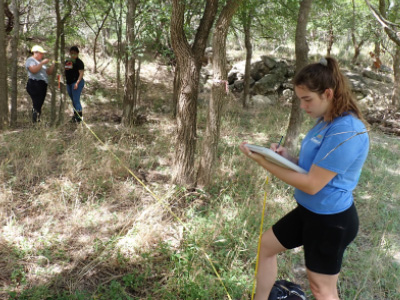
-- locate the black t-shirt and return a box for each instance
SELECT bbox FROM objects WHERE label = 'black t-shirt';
[65,58,84,84]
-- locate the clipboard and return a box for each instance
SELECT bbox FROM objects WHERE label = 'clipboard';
[245,143,308,174]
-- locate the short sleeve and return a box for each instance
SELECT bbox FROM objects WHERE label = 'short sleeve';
[77,59,84,70]
[25,58,37,70]
[313,124,368,174]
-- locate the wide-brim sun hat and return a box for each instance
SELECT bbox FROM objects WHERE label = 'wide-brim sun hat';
[31,45,47,53]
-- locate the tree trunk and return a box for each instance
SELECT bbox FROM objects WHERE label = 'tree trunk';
[93,6,112,74]
[327,18,333,56]
[0,0,9,129]
[284,0,313,154]
[392,46,400,108]
[170,0,218,187]
[122,0,139,126]
[10,0,20,126]
[197,0,243,186]
[57,19,67,125]
[93,34,99,73]
[50,0,61,126]
[351,0,364,65]
[135,58,141,106]
[242,13,252,109]
[116,1,123,97]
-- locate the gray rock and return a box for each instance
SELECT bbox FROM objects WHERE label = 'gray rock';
[253,73,284,95]
[358,95,374,111]
[228,71,237,84]
[252,94,275,106]
[345,71,369,97]
[232,78,255,92]
[281,89,294,102]
[260,55,277,69]
[250,60,270,81]
[234,79,244,91]
[362,69,392,83]
[282,82,293,89]
[270,61,289,78]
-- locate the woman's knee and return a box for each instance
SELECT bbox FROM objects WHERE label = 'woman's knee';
[260,229,286,257]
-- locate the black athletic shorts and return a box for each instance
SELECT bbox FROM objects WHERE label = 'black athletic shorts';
[272,203,359,275]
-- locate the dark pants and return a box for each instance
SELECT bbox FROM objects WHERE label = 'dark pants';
[26,79,48,113]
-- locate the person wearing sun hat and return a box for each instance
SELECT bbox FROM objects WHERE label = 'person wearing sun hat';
[25,45,56,123]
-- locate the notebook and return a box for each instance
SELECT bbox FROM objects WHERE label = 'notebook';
[245,144,308,174]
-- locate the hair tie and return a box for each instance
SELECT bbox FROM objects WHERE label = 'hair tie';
[319,57,328,66]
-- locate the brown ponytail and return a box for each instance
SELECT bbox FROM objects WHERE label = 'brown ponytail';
[293,57,366,123]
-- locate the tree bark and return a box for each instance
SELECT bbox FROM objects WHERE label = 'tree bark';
[10,0,20,126]
[392,46,400,108]
[50,0,62,126]
[284,0,313,154]
[327,18,333,56]
[0,0,9,129]
[114,0,123,97]
[197,0,243,186]
[242,12,252,109]
[122,0,139,126]
[57,11,69,126]
[93,6,112,73]
[351,0,365,64]
[170,0,218,187]
[172,64,180,119]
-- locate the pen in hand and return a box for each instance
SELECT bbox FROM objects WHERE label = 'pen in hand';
[276,136,284,152]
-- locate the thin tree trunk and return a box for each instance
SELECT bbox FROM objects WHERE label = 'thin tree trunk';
[135,59,141,106]
[115,0,123,97]
[57,19,67,125]
[351,0,364,64]
[242,13,252,109]
[170,0,218,187]
[93,6,112,73]
[392,46,400,108]
[0,0,9,129]
[122,0,139,126]
[50,0,61,126]
[197,0,243,186]
[327,18,334,56]
[284,0,313,154]
[10,0,20,126]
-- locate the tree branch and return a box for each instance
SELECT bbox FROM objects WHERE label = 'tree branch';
[365,0,400,46]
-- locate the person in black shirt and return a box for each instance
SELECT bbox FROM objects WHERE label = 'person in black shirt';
[65,46,85,122]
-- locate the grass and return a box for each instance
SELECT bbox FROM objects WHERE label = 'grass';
[1,59,400,300]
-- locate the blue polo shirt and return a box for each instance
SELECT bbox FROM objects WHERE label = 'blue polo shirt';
[294,114,369,214]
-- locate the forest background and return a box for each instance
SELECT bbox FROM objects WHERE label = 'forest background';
[0,0,400,299]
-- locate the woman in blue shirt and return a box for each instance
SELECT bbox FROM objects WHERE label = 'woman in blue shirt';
[240,57,369,300]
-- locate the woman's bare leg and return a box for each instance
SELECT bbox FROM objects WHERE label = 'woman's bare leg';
[307,269,340,300]
[254,228,287,300]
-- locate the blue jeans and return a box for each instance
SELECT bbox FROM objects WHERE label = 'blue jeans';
[67,79,85,112]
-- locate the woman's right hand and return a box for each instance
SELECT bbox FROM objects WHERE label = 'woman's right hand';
[270,143,290,159]
[41,58,49,65]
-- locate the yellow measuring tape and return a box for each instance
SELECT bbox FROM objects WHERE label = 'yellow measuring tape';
[251,176,269,300]
[72,108,269,300]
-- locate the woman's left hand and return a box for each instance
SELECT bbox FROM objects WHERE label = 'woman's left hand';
[74,82,78,90]
[239,142,264,162]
